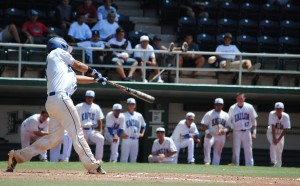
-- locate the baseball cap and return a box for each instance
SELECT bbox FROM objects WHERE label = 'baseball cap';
[156,127,165,132]
[92,30,100,36]
[127,98,136,104]
[153,35,162,41]
[29,9,39,16]
[224,33,232,39]
[215,98,224,105]
[275,102,284,109]
[85,90,95,97]
[140,35,149,42]
[112,103,122,110]
[186,112,195,120]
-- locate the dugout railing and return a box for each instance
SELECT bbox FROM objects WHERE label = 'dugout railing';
[1,42,300,86]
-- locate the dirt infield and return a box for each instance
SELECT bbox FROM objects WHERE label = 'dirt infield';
[1,170,300,185]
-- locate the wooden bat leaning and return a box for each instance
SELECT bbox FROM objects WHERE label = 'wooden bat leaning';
[107,81,155,103]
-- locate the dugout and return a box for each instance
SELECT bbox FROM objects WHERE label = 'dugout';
[0,78,300,166]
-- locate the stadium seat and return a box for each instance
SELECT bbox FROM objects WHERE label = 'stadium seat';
[196,33,216,52]
[128,30,148,48]
[260,3,280,20]
[236,35,257,53]
[280,20,300,38]
[218,1,239,19]
[259,19,280,37]
[198,17,217,35]
[118,14,135,34]
[177,16,198,36]
[202,1,218,19]
[281,3,300,21]
[257,35,280,70]
[159,0,180,24]
[240,2,260,21]
[5,8,26,27]
[217,18,237,35]
[49,27,65,37]
[278,36,299,71]
[238,18,258,37]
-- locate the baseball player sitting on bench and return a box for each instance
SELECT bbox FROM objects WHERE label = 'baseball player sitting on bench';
[171,112,200,164]
[148,127,177,163]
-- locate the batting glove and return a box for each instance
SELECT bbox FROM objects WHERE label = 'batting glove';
[97,77,108,85]
[92,69,102,79]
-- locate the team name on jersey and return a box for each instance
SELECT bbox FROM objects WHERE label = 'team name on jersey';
[81,112,95,121]
[126,119,140,128]
[113,123,120,129]
[275,122,283,129]
[234,113,249,122]
[156,148,170,155]
[212,118,226,126]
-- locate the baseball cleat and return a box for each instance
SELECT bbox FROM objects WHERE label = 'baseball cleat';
[88,165,107,174]
[6,150,17,172]
[248,63,261,72]
[168,42,175,52]
[181,42,188,52]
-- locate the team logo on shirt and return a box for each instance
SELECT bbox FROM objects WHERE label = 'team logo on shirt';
[212,118,226,127]
[156,148,170,155]
[275,122,283,129]
[234,113,249,122]
[81,112,95,121]
[112,122,120,129]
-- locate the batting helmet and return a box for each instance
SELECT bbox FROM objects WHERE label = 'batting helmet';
[46,37,73,53]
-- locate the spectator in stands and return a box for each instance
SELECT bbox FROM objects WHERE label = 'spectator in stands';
[134,35,164,83]
[97,0,119,22]
[92,12,119,41]
[55,0,74,32]
[0,24,21,43]
[68,13,92,44]
[176,34,205,78]
[108,27,138,81]
[77,0,98,27]
[214,33,261,72]
[77,30,105,64]
[151,35,169,67]
[22,10,57,44]
[180,1,209,19]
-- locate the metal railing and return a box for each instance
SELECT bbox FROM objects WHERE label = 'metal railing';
[1,42,300,86]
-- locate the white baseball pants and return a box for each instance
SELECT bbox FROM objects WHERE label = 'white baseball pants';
[83,129,104,161]
[148,155,175,163]
[174,138,195,164]
[120,138,139,163]
[50,130,72,162]
[203,134,226,165]
[105,133,120,162]
[232,130,254,166]
[13,93,99,171]
[266,129,285,167]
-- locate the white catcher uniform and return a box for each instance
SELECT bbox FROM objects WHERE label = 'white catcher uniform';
[266,110,291,167]
[171,117,199,164]
[50,130,72,162]
[76,101,105,161]
[120,111,146,163]
[20,114,49,161]
[201,109,230,165]
[148,137,177,163]
[105,110,125,162]
[228,102,257,166]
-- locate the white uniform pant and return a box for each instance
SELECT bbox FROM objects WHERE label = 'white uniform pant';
[105,133,120,162]
[50,130,72,162]
[232,130,254,166]
[174,138,195,164]
[83,129,104,161]
[203,134,226,165]
[266,128,285,167]
[120,138,139,163]
[148,155,175,163]
[20,126,47,161]
[13,94,99,171]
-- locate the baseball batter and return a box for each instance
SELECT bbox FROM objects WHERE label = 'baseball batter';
[120,98,146,163]
[266,102,291,167]
[76,90,105,162]
[148,127,177,163]
[6,37,107,174]
[105,103,125,162]
[201,98,230,165]
[49,130,72,162]
[20,111,49,162]
[171,112,200,164]
[228,93,258,166]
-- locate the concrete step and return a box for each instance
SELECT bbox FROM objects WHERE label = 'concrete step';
[135,24,161,35]
[118,8,143,17]
[130,16,160,25]
[114,0,140,8]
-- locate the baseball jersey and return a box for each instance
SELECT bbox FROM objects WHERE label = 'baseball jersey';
[92,20,119,41]
[228,102,258,131]
[123,111,146,138]
[77,40,105,63]
[68,22,92,41]
[201,109,230,135]
[268,111,291,135]
[134,44,155,61]
[216,44,240,59]
[76,102,104,128]
[21,114,49,132]
[171,119,199,143]
[152,137,177,155]
[108,38,133,56]
[46,48,77,95]
[105,111,125,136]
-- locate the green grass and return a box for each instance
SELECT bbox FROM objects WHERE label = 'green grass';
[1,162,299,186]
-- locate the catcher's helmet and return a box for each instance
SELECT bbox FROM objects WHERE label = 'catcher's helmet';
[46,37,73,53]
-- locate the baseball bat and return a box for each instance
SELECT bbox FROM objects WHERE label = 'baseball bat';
[149,69,166,82]
[107,81,155,103]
